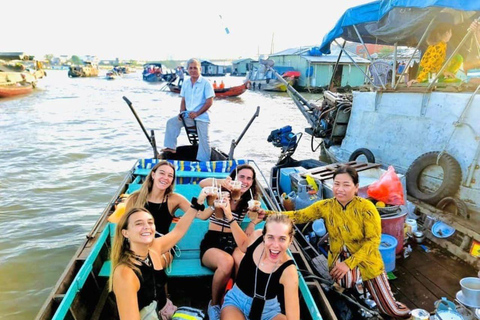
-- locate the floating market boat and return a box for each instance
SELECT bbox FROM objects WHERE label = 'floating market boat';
[68,62,99,78]
[0,81,33,98]
[142,62,175,82]
[35,98,335,320]
[264,0,480,315]
[167,81,250,98]
[245,60,299,92]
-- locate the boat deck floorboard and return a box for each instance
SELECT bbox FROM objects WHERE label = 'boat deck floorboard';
[389,238,477,312]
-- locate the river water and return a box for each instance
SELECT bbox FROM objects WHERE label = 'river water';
[0,70,322,319]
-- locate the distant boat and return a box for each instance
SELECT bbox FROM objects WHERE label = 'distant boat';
[68,62,99,78]
[0,82,33,98]
[105,70,120,80]
[167,81,250,98]
[246,60,300,92]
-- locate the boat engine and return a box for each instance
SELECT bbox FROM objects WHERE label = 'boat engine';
[307,90,352,147]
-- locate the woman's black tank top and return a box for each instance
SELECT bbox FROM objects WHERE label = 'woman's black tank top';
[236,237,295,299]
[135,257,168,311]
[145,197,173,236]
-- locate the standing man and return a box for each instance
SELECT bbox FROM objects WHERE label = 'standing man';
[177,66,185,88]
[163,58,214,162]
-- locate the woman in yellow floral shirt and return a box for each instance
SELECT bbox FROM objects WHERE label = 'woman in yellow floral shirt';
[256,165,410,319]
[408,23,462,86]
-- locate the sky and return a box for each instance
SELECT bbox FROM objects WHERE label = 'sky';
[3,0,372,61]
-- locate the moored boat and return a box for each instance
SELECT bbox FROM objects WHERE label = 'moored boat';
[167,81,250,98]
[0,81,33,98]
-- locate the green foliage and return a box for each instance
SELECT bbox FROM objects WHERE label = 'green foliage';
[71,55,82,65]
[378,47,394,59]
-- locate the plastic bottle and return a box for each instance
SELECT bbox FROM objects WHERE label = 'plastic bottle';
[282,192,295,211]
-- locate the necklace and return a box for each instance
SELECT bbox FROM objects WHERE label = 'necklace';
[133,253,151,267]
[253,246,279,301]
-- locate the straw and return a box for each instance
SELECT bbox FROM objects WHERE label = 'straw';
[249,188,253,199]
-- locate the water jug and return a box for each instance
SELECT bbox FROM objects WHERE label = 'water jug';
[291,179,323,210]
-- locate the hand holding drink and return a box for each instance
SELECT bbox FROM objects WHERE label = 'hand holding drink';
[203,186,219,206]
[229,180,242,201]
[247,199,261,220]
[213,192,230,220]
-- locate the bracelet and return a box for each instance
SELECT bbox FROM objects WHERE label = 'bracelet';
[209,205,215,211]
[250,220,257,226]
[227,218,236,225]
[190,197,205,211]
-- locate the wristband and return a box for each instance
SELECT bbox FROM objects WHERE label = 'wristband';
[190,197,205,211]
[227,218,236,225]
[209,205,215,211]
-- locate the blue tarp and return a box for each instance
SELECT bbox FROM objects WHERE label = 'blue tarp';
[320,0,480,53]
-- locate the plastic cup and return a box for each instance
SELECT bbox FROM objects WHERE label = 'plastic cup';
[248,199,261,212]
[214,198,228,220]
[204,186,219,206]
[230,180,242,201]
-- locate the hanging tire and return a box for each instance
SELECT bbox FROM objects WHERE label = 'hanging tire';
[406,151,462,205]
[348,148,375,163]
[436,197,469,219]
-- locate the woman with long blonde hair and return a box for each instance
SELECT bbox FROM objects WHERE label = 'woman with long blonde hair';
[110,187,211,320]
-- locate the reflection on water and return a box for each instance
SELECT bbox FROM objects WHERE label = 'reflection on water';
[0,70,322,319]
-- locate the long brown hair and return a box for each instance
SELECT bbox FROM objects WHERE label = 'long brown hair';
[109,207,152,291]
[126,161,176,211]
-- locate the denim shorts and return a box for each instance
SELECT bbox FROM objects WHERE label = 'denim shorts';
[222,284,281,320]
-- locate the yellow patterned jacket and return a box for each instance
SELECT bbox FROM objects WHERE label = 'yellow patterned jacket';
[273,197,384,281]
[416,41,447,82]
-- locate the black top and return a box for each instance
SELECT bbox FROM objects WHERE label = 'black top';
[236,237,295,299]
[135,256,168,311]
[145,197,173,236]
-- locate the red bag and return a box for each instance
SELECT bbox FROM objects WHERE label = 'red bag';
[367,166,405,205]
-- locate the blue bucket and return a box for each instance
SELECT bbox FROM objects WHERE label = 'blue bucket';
[312,219,326,237]
[379,234,398,272]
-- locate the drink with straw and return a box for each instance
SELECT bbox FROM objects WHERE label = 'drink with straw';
[230,180,242,201]
[204,186,219,206]
[214,192,229,220]
[248,199,261,220]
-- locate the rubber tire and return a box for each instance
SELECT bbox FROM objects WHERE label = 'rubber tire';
[436,196,469,219]
[348,148,375,163]
[406,151,462,206]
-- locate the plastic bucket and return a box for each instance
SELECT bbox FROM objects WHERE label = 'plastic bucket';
[312,219,326,237]
[379,234,398,272]
[381,211,407,254]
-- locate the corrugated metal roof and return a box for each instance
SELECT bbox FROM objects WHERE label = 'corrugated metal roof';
[269,46,311,56]
[232,58,253,64]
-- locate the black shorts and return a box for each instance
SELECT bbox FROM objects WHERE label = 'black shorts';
[200,230,237,263]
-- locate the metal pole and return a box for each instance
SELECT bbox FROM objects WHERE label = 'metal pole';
[228,106,260,159]
[333,40,376,88]
[392,43,397,88]
[329,40,346,90]
[427,25,477,90]
[394,18,436,89]
[352,24,386,89]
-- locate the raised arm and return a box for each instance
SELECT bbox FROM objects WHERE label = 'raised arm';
[222,200,250,253]
[258,200,327,224]
[151,189,206,254]
[113,265,141,320]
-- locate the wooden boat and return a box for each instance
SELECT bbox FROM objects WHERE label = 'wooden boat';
[68,62,99,78]
[167,82,250,98]
[0,81,33,98]
[35,98,336,320]
[35,153,336,320]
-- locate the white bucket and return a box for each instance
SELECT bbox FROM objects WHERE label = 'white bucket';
[406,219,418,234]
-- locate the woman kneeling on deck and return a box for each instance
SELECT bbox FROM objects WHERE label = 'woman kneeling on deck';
[109,187,213,320]
[257,165,411,319]
[221,210,299,320]
[197,164,260,320]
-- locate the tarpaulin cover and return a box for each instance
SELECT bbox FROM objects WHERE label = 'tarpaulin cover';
[320,0,480,53]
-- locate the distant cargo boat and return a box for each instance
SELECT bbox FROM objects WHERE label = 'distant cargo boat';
[68,62,99,78]
[142,62,176,82]
[246,60,300,92]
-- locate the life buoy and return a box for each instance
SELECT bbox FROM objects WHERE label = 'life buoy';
[406,151,462,205]
[348,148,375,163]
[436,196,469,219]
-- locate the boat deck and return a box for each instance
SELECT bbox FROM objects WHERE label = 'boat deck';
[390,238,478,313]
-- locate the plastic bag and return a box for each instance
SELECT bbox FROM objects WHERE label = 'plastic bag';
[367,166,405,205]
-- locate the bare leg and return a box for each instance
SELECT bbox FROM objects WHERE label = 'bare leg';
[202,248,234,305]
[220,306,246,320]
[232,247,245,278]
